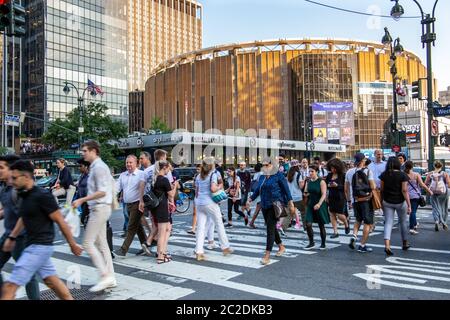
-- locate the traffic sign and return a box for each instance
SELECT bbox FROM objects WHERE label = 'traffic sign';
[431,120,439,137]
[440,134,450,147]
[434,104,450,117]
[392,145,401,153]
[4,114,20,127]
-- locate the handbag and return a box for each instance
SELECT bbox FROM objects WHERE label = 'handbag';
[272,200,289,219]
[407,179,426,208]
[371,189,382,210]
[210,171,227,204]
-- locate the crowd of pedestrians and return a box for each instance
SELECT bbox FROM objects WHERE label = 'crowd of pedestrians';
[0,142,449,299]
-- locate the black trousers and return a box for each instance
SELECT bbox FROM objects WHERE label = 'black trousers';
[227,198,245,221]
[262,207,282,252]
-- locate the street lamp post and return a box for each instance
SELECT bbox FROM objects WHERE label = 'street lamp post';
[381,27,404,151]
[390,0,439,171]
[63,81,97,150]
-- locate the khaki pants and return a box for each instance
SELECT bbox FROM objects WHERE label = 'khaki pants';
[52,185,76,205]
[82,205,115,278]
[120,202,147,254]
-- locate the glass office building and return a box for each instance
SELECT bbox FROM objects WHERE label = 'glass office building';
[24,0,128,138]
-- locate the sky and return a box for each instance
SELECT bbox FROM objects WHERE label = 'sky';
[200,0,450,92]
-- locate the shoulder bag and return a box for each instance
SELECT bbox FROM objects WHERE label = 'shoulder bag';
[210,171,228,204]
[408,178,426,207]
[272,175,289,219]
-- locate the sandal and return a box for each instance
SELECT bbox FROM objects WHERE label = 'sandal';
[157,256,171,264]
[164,253,173,261]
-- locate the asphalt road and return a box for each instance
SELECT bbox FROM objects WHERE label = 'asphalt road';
[2,203,450,300]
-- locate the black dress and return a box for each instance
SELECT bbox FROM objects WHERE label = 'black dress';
[325,173,346,215]
[151,175,172,223]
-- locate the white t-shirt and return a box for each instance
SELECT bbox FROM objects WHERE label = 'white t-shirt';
[368,161,386,189]
[227,176,242,200]
[345,167,374,202]
[287,172,303,202]
[195,171,219,206]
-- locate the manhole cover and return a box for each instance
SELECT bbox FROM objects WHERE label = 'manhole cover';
[39,286,103,301]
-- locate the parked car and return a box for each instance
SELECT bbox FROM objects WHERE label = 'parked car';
[173,167,198,183]
[36,175,57,189]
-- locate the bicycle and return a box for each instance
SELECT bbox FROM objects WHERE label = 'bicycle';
[176,187,195,213]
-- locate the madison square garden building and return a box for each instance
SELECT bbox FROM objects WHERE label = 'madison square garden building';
[142,39,434,160]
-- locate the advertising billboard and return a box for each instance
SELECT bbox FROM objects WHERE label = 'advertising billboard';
[402,124,421,144]
[312,102,355,145]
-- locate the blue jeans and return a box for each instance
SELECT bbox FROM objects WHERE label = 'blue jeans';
[409,198,420,229]
[123,203,129,231]
[0,235,40,300]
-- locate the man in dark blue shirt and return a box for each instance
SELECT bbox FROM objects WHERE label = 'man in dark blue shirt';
[0,155,40,300]
[76,159,90,226]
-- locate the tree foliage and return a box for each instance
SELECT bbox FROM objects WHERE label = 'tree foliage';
[42,103,128,170]
[149,116,172,133]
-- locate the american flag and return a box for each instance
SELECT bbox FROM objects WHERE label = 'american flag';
[87,79,105,96]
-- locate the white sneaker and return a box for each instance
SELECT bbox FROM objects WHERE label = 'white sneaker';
[410,229,419,235]
[89,276,117,293]
[207,242,217,250]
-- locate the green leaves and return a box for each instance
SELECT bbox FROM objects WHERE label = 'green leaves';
[150,116,172,134]
[42,103,128,170]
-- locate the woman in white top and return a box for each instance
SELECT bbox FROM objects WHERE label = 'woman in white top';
[282,161,303,231]
[194,157,233,261]
[224,167,247,228]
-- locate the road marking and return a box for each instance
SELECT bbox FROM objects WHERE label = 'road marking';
[168,236,316,255]
[171,229,341,250]
[166,243,279,268]
[51,246,195,300]
[354,257,450,295]
[365,243,450,255]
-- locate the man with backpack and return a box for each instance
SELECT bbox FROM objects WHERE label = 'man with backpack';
[345,153,376,253]
[314,157,328,178]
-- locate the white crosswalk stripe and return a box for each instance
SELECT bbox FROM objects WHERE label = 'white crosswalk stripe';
[3,215,385,300]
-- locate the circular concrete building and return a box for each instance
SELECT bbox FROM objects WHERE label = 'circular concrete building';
[143,38,433,158]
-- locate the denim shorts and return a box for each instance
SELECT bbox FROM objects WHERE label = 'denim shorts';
[8,244,57,287]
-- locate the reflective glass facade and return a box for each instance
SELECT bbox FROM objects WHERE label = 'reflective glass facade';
[24,0,128,138]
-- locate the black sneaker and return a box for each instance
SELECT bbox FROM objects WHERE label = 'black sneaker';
[304,243,315,250]
[244,216,249,226]
[225,223,233,228]
[435,223,439,232]
[114,249,126,258]
[319,244,327,251]
[349,236,357,250]
[357,245,373,253]
[330,233,339,239]
[345,226,351,235]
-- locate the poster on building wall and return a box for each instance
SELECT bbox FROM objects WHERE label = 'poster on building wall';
[402,124,421,143]
[312,102,355,145]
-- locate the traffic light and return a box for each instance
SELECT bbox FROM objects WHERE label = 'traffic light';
[411,80,422,100]
[0,0,10,31]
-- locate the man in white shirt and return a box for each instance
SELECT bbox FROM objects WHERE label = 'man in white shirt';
[314,157,328,178]
[345,153,376,254]
[368,149,386,190]
[114,155,147,258]
[72,140,116,292]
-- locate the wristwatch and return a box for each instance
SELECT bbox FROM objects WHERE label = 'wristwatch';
[7,236,17,241]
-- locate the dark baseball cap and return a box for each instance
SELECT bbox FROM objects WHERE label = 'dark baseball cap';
[354,153,366,165]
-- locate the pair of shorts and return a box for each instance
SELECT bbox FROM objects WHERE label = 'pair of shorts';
[8,244,57,287]
[353,201,374,225]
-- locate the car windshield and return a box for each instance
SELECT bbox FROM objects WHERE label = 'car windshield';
[37,176,54,185]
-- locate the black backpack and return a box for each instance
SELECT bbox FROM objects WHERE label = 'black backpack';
[352,169,372,199]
